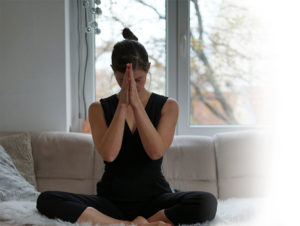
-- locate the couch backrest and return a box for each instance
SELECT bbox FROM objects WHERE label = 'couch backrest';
[31,133,219,197]
[0,130,270,199]
[163,135,218,197]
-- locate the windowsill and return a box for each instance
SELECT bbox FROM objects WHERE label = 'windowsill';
[176,124,273,136]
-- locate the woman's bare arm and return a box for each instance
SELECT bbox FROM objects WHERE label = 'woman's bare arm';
[89,65,130,162]
[88,102,127,162]
[132,98,179,160]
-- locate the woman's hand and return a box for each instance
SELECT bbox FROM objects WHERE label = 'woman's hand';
[126,63,141,108]
[119,65,130,107]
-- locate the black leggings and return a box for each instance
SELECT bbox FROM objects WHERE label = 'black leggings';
[36,190,217,225]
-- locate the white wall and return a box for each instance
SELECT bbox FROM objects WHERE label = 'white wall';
[0,0,71,132]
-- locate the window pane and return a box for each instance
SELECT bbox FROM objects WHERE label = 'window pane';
[95,0,166,100]
[189,0,273,125]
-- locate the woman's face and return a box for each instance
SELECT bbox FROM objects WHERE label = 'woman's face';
[114,67,148,93]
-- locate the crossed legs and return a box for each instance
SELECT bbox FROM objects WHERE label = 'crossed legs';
[37,190,217,226]
[36,191,173,226]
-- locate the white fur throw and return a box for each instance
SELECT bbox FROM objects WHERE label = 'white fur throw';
[0,198,267,226]
[0,145,39,201]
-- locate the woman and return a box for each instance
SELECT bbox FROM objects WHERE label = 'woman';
[36,28,217,226]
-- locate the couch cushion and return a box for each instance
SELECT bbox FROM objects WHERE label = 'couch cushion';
[30,132,95,194]
[214,130,270,199]
[163,135,218,197]
[0,133,37,187]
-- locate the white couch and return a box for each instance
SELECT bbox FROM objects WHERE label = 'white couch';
[0,130,271,225]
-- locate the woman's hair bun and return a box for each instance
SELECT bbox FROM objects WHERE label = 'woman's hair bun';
[122,28,138,41]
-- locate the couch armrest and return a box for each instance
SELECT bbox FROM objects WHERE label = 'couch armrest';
[214,130,271,199]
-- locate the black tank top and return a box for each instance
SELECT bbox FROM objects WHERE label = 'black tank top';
[97,92,172,202]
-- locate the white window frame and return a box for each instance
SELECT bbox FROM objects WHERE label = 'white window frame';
[71,0,266,136]
[70,0,96,132]
[167,0,264,136]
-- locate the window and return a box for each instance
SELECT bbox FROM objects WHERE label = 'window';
[172,0,272,135]
[190,0,273,125]
[95,0,166,99]
[79,0,272,135]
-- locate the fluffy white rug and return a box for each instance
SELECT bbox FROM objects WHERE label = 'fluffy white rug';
[0,198,268,226]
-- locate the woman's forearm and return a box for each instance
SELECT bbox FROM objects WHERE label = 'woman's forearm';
[133,101,165,160]
[98,103,127,162]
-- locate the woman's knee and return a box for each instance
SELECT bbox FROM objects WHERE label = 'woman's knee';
[165,192,217,224]
[36,191,56,214]
[194,192,217,221]
[182,192,217,222]
[203,192,217,220]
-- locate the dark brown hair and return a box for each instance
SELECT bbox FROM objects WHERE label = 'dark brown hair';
[111,28,149,73]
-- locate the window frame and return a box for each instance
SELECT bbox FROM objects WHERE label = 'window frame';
[167,0,263,136]
[72,0,265,135]
[70,0,96,132]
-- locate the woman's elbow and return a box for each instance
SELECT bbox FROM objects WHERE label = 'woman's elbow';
[149,150,164,160]
[101,154,116,163]
[150,143,170,160]
[103,155,115,162]
[95,146,116,162]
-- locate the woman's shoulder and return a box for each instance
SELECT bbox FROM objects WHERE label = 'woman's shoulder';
[89,94,117,111]
[162,98,179,114]
[151,92,178,113]
[89,101,102,113]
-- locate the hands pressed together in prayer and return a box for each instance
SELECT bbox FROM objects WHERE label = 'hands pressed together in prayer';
[119,63,141,109]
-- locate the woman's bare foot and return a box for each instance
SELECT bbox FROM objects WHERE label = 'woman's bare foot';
[132,217,172,226]
[132,216,149,225]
